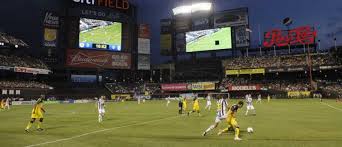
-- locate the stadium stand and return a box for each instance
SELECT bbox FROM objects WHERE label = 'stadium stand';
[0,54,49,70]
[0,81,51,89]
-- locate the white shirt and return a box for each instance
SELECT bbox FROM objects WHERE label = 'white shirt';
[97,99,105,110]
[217,99,228,116]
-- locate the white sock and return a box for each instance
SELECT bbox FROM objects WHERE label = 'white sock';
[245,110,249,115]
[205,125,216,132]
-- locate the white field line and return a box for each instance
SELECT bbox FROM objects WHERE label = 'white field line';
[25,115,180,147]
[321,102,342,112]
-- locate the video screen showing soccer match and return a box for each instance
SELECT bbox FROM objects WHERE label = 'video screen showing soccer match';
[79,18,122,51]
[186,27,232,52]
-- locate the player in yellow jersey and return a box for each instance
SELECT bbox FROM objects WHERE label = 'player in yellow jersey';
[187,96,201,116]
[182,97,187,111]
[0,98,5,110]
[25,97,46,132]
[218,101,244,141]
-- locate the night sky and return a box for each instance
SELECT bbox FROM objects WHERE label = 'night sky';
[1,0,342,64]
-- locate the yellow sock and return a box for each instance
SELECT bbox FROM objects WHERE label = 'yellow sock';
[221,127,229,133]
[37,122,42,129]
[26,122,33,130]
[235,128,240,138]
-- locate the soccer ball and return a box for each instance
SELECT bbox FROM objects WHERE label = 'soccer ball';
[247,127,254,133]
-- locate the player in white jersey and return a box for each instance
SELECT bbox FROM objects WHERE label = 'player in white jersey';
[245,94,256,116]
[5,98,10,110]
[257,94,262,103]
[166,96,171,107]
[97,96,106,123]
[202,96,228,136]
[205,94,212,110]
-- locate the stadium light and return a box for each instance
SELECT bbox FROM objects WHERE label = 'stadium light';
[172,2,212,15]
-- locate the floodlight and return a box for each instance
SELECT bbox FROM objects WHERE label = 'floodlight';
[172,2,212,15]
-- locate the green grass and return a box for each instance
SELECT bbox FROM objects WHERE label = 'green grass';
[79,23,122,45]
[0,99,342,147]
[186,27,232,52]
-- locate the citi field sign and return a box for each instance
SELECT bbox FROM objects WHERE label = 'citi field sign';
[72,0,130,10]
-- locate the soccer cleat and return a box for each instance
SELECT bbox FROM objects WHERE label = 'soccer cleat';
[234,137,242,141]
[37,128,44,131]
[187,112,190,116]
[25,129,29,133]
[202,132,207,136]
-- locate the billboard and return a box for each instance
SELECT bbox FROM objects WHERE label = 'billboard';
[175,33,186,53]
[160,34,172,55]
[138,38,150,54]
[214,8,248,28]
[192,16,211,30]
[137,55,150,70]
[79,18,122,51]
[186,27,232,52]
[191,82,216,91]
[66,49,131,69]
[234,25,250,47]
[43,12,59,28]
[228,85,261,91]
[161,83,188,91]
[174,16,191,32]
[263,26,317,48]
[160,19,172,34]
[138,24,150,39]
[43,28,58,47]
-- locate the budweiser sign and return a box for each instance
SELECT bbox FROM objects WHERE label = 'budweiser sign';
[66,49,131,69]
[263,26,317,47]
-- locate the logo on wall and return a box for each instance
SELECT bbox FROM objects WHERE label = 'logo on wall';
[43,28,58,47]
[72,0,130,10]
[263,26,317,47]
[44,12,59,28]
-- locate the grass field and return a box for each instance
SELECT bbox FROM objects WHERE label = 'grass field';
[79,23,122,46]
[186,27,232,52]
[1,99,342,147]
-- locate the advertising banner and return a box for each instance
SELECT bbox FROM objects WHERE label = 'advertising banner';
[175,33,186,53]
[138,24,151,39]
[192,16,210,30]
[174,16,191,32]
[160,19,172,34]
[266,66,307,73]
[228,85,261,91]
[43,11,59,28]
[43,28,58,47]
[66,49,131,69]
[14,67,51,75]
[263,26,316,48]
[160,34,172,55]
[137,55,150,70]
[138,38,151,54]
[234,25,250,47]
[161,83,188,91]
[226,68,265,75]
[214,8,248,28]
[191,82,216,91]
[288,91,311,98]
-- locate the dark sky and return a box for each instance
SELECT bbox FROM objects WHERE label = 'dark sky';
[1,0,342,64]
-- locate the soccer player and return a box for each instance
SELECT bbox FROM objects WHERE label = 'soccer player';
[257,94,262,103]
[97,96,106,123]
[178,97,183,114]
[5,97,10,110]
[218,101,244,141]
[245,94,256,116]
[182,97,187,111]
[25,98,45,132]
[205,94,212,111]
[1,98,5,110]
[267,94,271,103]
[187,96,201,116]
[166,95,171,107]
[202,95,228,136]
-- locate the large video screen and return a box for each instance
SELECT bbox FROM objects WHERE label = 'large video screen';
[186,27,232,52]
[79,18,122,51]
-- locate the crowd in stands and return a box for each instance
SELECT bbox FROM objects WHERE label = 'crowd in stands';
[105,82,161,94]
[0,81,52,89]
[222,53,337,69]
[0,32,29,47]
[0,54,49,69]
[220,78,311,92]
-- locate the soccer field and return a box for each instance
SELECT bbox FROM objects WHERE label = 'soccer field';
[1,99,342,147]
[79,23,122,46]
[186,28,232,52]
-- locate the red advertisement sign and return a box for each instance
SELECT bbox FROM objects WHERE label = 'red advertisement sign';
[263,26,317,47]
[66,49,131,69]
[138,24,151,39]
[228,85,261,91]
[161,83,188,91]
